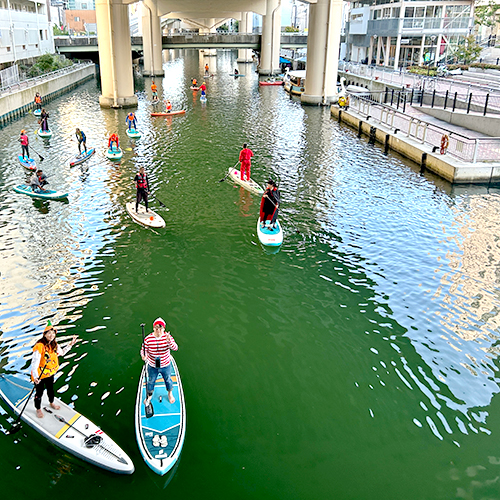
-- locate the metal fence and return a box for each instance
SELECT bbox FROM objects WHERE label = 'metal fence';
[0,65,20,88]
[348,93,500,163]
[0,62,94,97]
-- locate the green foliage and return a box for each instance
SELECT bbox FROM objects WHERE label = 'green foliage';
[470,62,500,70]
[52,25,69,36]
[284,26,299,33]
[28,54,73,78]
[450,35,483,64]
[408,66,437,76]
[475,1,500,27]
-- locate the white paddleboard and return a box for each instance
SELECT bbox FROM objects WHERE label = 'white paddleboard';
[126,201,165,228]
[257,218,283,246]
[228,167,264,195]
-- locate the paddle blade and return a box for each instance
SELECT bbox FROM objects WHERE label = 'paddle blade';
[8,422,22,435]
[145,402,154,418]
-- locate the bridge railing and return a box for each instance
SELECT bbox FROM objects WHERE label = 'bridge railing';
[0,62,94,96]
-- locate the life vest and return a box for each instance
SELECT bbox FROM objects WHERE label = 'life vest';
[35,95,41,104]
[205,65,209,71]
[76,130,85,142]
[32,342,59,380]
[192,79,197,86]
[127,112,135,121]
[136,172,148,189]
[110,134,118,142]
[151,84,157,92]
[166,101,172,110]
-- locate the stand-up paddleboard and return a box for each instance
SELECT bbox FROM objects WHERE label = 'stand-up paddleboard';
[0,374,134,474]
[228,167,264,196]
[151,111,186,117]
[125,202,165,229]
[190,86,200,91]
[69,147,95,167]
[257,218,283,247]
[13,184,68,201]
[126,128,141,139]
[18,155,36,171]
[106,147,123,160]
[200,95,207,102]
[33,109,42,117]
[135,358,185,476]
[229,74,245,77]
[37,129,52,138]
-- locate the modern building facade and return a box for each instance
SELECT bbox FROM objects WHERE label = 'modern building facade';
[345,0,474,68]
[0,0,54,68]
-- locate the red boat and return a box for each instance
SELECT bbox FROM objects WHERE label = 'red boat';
[151,110,186,116]
[259,80,284,86]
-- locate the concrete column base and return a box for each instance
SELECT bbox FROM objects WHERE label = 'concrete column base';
[258,68,281,76]
[236,58,253,63]
[99,95,138,108]
[143,70,165,76]
[301,93,336,105]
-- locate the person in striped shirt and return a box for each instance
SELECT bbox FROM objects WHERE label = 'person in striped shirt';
[141,317,178,406]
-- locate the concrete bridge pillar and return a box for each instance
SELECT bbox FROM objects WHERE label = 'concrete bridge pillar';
[301,0,343,105]
[96,0,137,108]
[237,12,253,63]
[142,0,164,76]
[259,0,281,75]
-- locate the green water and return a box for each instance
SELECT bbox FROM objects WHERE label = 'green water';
[1,50,500,499]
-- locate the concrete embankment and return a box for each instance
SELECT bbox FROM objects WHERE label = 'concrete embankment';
[331,105,500,184]
[0,63,95,128]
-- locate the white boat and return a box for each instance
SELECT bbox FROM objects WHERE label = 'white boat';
[228,167,264,196]
[283,70,306,96]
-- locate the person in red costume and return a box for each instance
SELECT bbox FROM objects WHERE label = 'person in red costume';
[108,133,119,150]
[239,143,254,181]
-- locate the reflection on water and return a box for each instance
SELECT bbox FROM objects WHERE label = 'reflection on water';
[1,49,500,498]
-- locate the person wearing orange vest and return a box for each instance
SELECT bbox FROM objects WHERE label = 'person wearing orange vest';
[125,111,137,130]
[134,166,150,212]
[191,77,197,87]
[34,92,42,110]
[31,321,78,419]
[151,81,158,101]
[165,100,172,113]
[204,64,209,75]
[108,133,119,150]
[239,143,254,181]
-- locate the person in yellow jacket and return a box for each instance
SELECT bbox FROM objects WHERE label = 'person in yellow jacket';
[31,321,78,418]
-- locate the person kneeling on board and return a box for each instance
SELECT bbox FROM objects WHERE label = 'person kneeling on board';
[134,166,150,213]
[30,169,48,193]
[75,128,87,155]
[164,100,173,113]
[19,129,30,159]
[31,321,78,418]
[239,143,254,182]
[125,112,137,131]
[141,318,178,407]
[260,179,280,230]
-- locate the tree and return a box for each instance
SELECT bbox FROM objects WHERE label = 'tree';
[475,1,500,28]
[451,35,483,64]
[53,25,69,36]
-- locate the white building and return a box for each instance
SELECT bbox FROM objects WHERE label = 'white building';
[0,0,54,68]
[345,0,474,68]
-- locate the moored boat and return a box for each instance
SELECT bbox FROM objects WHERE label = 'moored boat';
[259,79,284,86]
[150,110,186,117]
[283,70,306,96]
[0,374,134,474]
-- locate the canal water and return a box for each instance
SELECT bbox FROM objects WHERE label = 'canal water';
[1,49,500,499]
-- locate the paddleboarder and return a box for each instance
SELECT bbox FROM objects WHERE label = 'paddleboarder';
[234,68,239,75]
[141,318,178,407]
[151,81,158,101]
[34,92,42,111]
[204,63,209,76]
[75,128,87,154]
[108,133,119,150]
[134,166,150,213]
[239,143,254,182]
[191,77,197,87]
[165,100,172,113]
[19,129,30,159]
[200,82,207,98]
[125,112,137,131]
[39,108,49,131]
[31,321,78,418]
[30,169,48,192]
[260,179,280,230]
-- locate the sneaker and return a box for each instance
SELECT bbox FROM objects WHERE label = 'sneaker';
[160,436,168,447]
[144,396,152,406]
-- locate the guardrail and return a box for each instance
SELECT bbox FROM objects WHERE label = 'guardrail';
[348,93,500,163]
[0,62,94,97]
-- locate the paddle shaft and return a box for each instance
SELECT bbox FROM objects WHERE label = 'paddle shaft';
[141,323,149,389]
[219,161,240,183]
[30,146,44,161]
[53,414,127,464]
[9,356,49,433]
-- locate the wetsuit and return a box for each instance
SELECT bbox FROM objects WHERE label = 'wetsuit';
[260,187,280,225]
[125,113,137,130]
[40,111,49,131]
[134,172,150,212]
[239,147,254,181]
[76,130,87,154]
[19,133,29,158]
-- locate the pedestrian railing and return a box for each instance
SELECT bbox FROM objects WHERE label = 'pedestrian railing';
[347,93,500,163]
[0,62,94,97]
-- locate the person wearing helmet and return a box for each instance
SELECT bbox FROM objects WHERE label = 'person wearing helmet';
[19,130,30,159]
[140,317,178,407]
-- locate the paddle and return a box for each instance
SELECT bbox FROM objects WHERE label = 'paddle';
[52,414,128,464]
[30,147,44,162]
[141,323,154,418]
[150,194,167,209]
[219,161,239,183]
[8,354,49,434]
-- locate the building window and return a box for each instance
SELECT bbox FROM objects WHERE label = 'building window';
[45,30,47,39]
[39,29,43,40]
[74,16,80,21]
[82,2,87,8]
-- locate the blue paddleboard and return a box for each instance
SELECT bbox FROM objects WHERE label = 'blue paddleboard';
[69,147,95,166]
[18,155,36,171]
[13,184,68,201]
